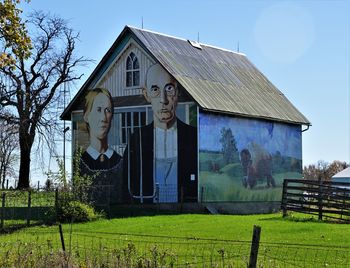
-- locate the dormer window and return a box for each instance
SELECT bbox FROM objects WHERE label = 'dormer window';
[126,52,140,87]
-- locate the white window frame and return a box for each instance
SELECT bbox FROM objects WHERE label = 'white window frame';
[125,52,140,88]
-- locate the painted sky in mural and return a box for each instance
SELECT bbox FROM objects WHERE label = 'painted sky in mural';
[199,114,301,159]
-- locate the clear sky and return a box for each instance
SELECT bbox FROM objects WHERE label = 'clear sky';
[20,0,349,183]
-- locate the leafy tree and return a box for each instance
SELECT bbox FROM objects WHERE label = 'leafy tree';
[219,127,239,165]
[0,0,32,68]
[0,119,18,187]
[0,11,89,188]
[303,160,349,181]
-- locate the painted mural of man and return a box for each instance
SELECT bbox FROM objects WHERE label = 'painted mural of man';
[124,63,197,203]
[80,87,125,204]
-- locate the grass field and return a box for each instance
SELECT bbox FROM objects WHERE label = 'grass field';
[0,213,349,267]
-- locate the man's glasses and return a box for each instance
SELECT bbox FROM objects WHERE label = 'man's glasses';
[149,83,177,98]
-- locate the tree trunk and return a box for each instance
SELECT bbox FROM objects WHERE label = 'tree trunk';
[1,166,5,189]
[0,162,4,189]
[17,133,33,189]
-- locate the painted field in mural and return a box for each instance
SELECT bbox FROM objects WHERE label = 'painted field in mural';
[199,113,302,202]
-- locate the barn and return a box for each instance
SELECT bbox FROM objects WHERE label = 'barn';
[61,26,310,214]
[332,167,350,186]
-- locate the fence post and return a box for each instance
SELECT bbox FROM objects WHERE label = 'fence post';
[59,224,66,251]
[318,178,323,221]
[156,183,160,212]
[1,192,6,229]
[180,186,184,213]
[27,190,32,226]
[248,225,261,268]
[200,186,204,203]
[281,180,288,217]
[55,188,59,222]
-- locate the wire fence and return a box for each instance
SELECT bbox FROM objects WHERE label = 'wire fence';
[0,186,116,230]
[0,188,349,267]
[0,189,56,229]
[0,225,348,267]
[258,241,350,268]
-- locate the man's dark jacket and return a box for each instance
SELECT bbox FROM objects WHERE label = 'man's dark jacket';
[123,119,197,203]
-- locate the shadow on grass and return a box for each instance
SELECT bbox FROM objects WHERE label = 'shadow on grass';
[258,212,349,224]
[0,221,56,234]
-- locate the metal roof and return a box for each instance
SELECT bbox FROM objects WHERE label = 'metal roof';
[62,26,310,125]
[129,26,310,125]
[332,167,350,179]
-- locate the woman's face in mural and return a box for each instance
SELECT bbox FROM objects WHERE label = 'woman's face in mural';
[144,64,178,128]
[84,93,113,140]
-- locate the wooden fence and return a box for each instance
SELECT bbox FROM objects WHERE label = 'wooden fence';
[0,186,118,230]
[0,189,57,229]
[281,179,350,222]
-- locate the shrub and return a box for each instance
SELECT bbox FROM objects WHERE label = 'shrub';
[57,200,101,223]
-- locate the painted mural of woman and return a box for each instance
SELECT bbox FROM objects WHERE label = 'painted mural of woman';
[79,87,125,204]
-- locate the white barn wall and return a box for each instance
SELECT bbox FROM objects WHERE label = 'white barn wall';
[96,40,155,97]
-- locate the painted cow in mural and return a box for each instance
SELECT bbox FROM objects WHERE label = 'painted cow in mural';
[240,147,276,189]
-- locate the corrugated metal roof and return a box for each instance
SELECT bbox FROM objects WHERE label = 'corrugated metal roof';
[129,26,310,125]
[332,167,350,179]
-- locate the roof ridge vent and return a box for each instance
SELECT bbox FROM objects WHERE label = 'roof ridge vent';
[188,40,202,50]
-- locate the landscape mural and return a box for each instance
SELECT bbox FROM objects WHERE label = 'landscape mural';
[199,113,302,202]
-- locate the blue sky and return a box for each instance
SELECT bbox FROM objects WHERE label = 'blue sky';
[21,0,349,181]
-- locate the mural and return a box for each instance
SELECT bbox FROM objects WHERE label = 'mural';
[74,65,197,205]
[199,113,302,202]
[123,63,198,203]
[78,88,125,204]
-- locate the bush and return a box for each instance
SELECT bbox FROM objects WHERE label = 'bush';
[57,200,101,223]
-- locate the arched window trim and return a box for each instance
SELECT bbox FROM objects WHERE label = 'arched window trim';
[125,52,140,88]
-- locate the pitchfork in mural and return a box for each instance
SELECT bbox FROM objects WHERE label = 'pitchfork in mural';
[124,64,197,203]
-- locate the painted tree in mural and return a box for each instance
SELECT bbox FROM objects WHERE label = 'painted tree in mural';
[0,10,89,188]
[219,127,239,165]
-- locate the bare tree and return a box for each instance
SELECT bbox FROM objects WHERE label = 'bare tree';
[303,160,349,181]
[0,119,18,188]
[0,11,90,188]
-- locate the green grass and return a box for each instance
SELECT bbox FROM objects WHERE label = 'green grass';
[62,213,350,245]
[0,213,349,267]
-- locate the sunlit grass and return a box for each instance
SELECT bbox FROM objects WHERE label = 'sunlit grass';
[0,213,349,266]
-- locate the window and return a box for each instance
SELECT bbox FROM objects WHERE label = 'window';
[126,52,140,87]
[120,111,146,144]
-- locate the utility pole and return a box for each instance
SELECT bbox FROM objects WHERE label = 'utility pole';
[62,82,70,186]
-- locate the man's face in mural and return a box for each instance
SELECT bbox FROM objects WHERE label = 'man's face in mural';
[144,64,178,129]
[84,93,113,141]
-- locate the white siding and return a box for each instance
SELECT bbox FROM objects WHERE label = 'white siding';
[96,40,155,97]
